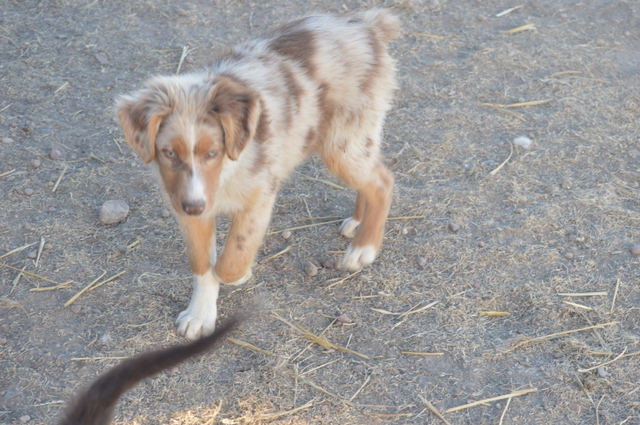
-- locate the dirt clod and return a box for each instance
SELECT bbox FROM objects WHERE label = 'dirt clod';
[631,244,640,255]
[161,209,171,218]
[100,200,129,224]
[561,179,573,189]
[303,261,318,277]
[2,137,14,144]
[70,305,81,314]
[30,159,40,168]
[19,415,30,423]
[48,149,63,160]
[23,188,34,196]
[417,256,428,268]
[477,241,485,248]
[564,252,574,259]
[337,314,352,324]
[448,222,461,232]
[515,208,524,214]
[27,251,36,259]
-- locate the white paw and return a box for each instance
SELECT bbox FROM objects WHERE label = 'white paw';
[342,244,377,271]
[176,273,220,340]
[214,269,252,286]
[339,217,361,239]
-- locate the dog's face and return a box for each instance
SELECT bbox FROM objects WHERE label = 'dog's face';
[116,76,261,216]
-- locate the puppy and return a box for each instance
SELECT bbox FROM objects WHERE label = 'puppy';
[116,9,399,339]
[58,317,238,425]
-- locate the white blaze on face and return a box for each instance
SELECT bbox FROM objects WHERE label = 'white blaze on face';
[185,122,206,204]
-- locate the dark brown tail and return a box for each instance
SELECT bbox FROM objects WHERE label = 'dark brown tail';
[58,318,239,425]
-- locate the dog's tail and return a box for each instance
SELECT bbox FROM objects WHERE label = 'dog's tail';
[58,318,239,425]
[359,9,401,44]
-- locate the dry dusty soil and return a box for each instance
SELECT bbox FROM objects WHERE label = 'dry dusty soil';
[1,0,639,424]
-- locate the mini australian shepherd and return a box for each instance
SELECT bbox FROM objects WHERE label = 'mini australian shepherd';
[116,9,399,340]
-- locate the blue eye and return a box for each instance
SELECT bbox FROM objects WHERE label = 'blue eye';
[206,151,218,159]
[164,150,176,159]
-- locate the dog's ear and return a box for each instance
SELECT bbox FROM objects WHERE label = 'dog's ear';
[208,77,261,161]
[115,83,173,164]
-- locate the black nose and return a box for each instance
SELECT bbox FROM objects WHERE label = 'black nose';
[182,200,205,216]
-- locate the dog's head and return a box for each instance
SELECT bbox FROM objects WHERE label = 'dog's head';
[116,75,261,216]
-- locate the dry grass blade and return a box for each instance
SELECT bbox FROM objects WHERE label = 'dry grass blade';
[557,292,608,297]
[0,242,37,260]
[227,337,272,355]
[266,219,343,235]
[490,142,513,176]
[387,215,426,221]
[445,388,537,413]
[499,397,512,425]
[505,99,551,108]
[326,270,361,289]
[563,301,592,310]
[398,300,438,319]
[303,380,354,406]
[496,5,523,17]
[64,270,107,307]
[499,23,536,34]
[0,168,16,178]
[299,215,341,221]
[0,263,61,284]
[610,279,620,314]
[52,165,68,193]
[34,236,45,268]
[371,308,401,315]
[255,401,314,420]
[402,351,444,356]
[418,394,452,425]
[89,269,127,291]
[299,359,339,376]
[0,298,27,314]
[273,314,370,359]
[0,104,10,113]
[54,82,68,94]
[302,175,345,190]
[260,246,291,264]
[412,32,453,39]
[30,280,73,292]
[550,70,581,78]
[483,104,526,121]
[373,413,413,418]
[350,375,371,401]
[479,311,510,316]
[176,45,190,74]
[511,322,618,350]
[579,348,627,373]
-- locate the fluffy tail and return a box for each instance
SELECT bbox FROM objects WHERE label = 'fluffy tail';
[359,9,401,44]
[58,318,239,425]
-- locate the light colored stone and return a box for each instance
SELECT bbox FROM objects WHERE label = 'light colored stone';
[100,200,129,224]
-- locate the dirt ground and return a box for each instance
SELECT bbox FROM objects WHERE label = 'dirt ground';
[1,0,639,424]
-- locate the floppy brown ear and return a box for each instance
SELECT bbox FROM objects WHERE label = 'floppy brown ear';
[115,84,173,164]
[209,77,261,161]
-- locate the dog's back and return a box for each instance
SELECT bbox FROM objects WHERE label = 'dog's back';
[58,318,238,425]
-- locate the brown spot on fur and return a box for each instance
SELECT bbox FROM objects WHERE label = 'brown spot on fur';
[280,62,303,110]
[268,29,317,79]
[303,127,318,157]
[360,28,383,94]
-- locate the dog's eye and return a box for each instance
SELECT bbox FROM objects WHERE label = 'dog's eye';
[206,150,219,159]
[163,150,177,159]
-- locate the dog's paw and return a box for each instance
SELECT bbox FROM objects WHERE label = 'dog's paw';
[339,217,361,239]
[342,244,377,271]
[176,274,220,340]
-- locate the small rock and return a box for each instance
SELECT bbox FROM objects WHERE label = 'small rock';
[322,258,336,269]
[401,227,408,235]
[49,149,63,160]
[94,53,109,65]
[70,305,81,314]
[20,415,30,423]
[416,256,428,268]
[277,207,287,215]
[552,351,562,359]
[282,230,292,239]
[337,314,352,324]
[171,366,179,374]
[477,16,487,22]
[515,208,524,214]
[117,245,129,255]
[27,251,37,259]
[597,367,607,378]
[100,333,112,344]
[570,403,581,414]
[357,274,371,282]
[303,261,318,277]
[514,136,532,149]
[118,295,128,304]
[57,34,67,39]
[596,39,606,47]
[43,243,52,250]
[564,252,574,260]
[561,179,573,189]
[0,337,7,345]
[374,301,382,308]
[46,181,54,187]
[477,241,485,248]
[100,200,130,224]
[265,239,276,249]
[161,210,171,218]
[48,206,56,212]
[631,244,640,255]
[24,188,34,196]
[1,137,13,144]
[30,159,41,168]
[448,222,461,232]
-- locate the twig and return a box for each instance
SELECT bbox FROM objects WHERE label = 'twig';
[510,322,618,350]
[0,168,16,178]
[260,246,291,264]
[387,215,426,221]
[499,23,536,34]
[496,5,523,17]
[479,311,510,316]
[402,351,444,356]
[412,32,453,39]
[266,219,343,235]
[29,280,74,292]
[176,46,189,74]
[227,337,272,355]
[113,138,124,154]
[610,279,620,314]
[0,242,37,260]
[490,142,514,176]
[64,271,107,307]
[558,292,607,297]
[0,263,60,284]
[326,270,361,289]
[9,267,25,295]
[71,356,130,361]
[563,301,592,310]
[89,269,127,291]
[302,176,345,190]
[35,236,45,268]
[575,373,596,411]
[596,395,605,425]
[498,397,512,425]
[303,380,354,406]
[418,394,452,425]
[445,388,537,413]
[578,348,627,373]
[52,166,68,193]
[255,401,313,421]
[0,104,11,113]
[0,298,27,314]
[350,375,371,401]
[54,82,68,94]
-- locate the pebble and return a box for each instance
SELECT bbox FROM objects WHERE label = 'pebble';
[48,206,56,212]
[477,241,485,248]
[94,53,109,65]
[100,200,129,224]
[564,252,574,260]
[303,261,318,277]
[337,314,352,324]
[0,337,7,345]
[118,295,128,304]
[631,244,640,255]
[27,251,37,259]
[171,366,179,374]
[515,208,524,214]
[357,274,371,282]
[322,258,336,269]
[514,136,532,149]
[24,188,34,196]
[43,243,52,250]
[282,230,292,240]
[477,16,487,22]
[448,222,461,233]
[161,210,171,218]
[70,305,81,314]
[552,351,562,359]
[1,137,13,144]
[417,256,427,268]
[30,159,41,168]
[401,227,408,235]
[49,149,63,160]
[561,179,573,189]
[597,367,607,378]
[46,181,54,187]
[20,415,30,423]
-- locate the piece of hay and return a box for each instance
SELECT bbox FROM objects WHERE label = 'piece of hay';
[563,301,593,310]
[500,23,536,34]
[88,269,127,292]
[498,397,512,425]
[496,5,523,17]
[302,175,345,190]
[510,322,618,350]
[610,279,621,313]
[176,46,190,74]
[303,380,354,406]
[557,292,608,297]
[412,32,453,39]
[578,348,627,373]
[445,388,537,413]
[52,165,68,193]
[30,280,73,292]
[326,270,361,289]
[71,356,131,361]
[479,311,510,317]
[267,219,343,235]
[0,263,61,284]
[64,270,107,307]
[255,401,313,421]
[402,351,444,356]
[489,142,514,176]
[0,241,37,260]
[418,394,452,425]
[227,337,272,355]
[259,246,291,264]
[0,298,27,314]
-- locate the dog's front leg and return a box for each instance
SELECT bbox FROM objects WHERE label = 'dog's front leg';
[214,190,277,285]
[175,215,220,340]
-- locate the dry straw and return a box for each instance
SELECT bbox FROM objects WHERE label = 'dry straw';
[227,337,272,356]
[445,388,537,413]
[500,23,536,34]
[418,394,452,425]
[255,401,313,421]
